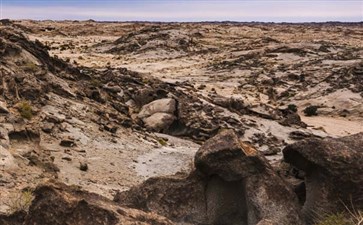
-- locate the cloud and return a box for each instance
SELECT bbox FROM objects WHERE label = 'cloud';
[1,0,362,22]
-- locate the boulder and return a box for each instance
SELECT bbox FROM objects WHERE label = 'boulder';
[195,130,266,181]
[115,130,303,225]
[0,181,173,225]
[279,113,307,128]
[283,132,363,224]
[115,172,207,224]
[138,98,176,119]
[142,113,176,132]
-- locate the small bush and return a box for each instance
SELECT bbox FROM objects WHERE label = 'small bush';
[158,138,168,146]
[304,105,318,116]
[6,190,34,213]
[22,61,38,73]
[90,78,101,88]
[316,213,353,225]
[287,104,298,112]
[18,101,33,120]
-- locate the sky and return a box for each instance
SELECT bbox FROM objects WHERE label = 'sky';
[0,0,362,22]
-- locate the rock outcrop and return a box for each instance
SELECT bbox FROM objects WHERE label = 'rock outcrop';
[0,181,173,225]
[115,130,304,225]
[283,132,363,224]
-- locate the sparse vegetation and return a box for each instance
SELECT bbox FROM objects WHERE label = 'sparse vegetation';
[18,101,33,120]
[158,138,168,146]
[304,105,318,116]
[288,104,298,112]
[90,78,102,88]
[316,213,353,225]
[22,61,38,73]
[5,190,34,213]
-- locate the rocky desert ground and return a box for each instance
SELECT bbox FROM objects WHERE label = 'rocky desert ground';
[0,19,362,225]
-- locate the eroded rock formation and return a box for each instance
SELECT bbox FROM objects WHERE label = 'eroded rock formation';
[283,132,363,224]
[0,181,173,225]
[115,130,304,225]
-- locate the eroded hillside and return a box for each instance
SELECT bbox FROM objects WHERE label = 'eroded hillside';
[0,20,362,225]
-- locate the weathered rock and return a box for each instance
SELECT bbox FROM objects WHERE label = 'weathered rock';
[0,181,174,225]
[41,122,54,133]
[142,113,176,132]
[138,98,176,119]
[283,132,363,224]
[115,130,303,225]
[195,130,266,181]
[115,172,207,224]
[103,83,123,94]
[0,145,17,170]
[0,101,9,114]
[279,113,307,128]
[79,161,88,171]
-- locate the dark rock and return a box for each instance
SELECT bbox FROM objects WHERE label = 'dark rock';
[41,122,54,133]
[59,139,76,147]
[283,133,363,224]
[0,181,173,225]
[0,211,26,225]
[80,162,88,171]
[103,83,123,93]
[288,130,317,140]
[0,19,12,26]
[195,130,266,181]
[61,155,72,161]
[114,172,207,224]
[279,113,307,128]
[115,130,304,225]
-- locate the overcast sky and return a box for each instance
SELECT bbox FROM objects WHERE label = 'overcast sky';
[1,0,362,22]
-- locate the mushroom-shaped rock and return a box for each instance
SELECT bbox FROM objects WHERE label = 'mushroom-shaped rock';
[283,132,363,224]
[138,98,176,119]
[116,130,304,225]
[195,129,267,181]
[0,181,173,225]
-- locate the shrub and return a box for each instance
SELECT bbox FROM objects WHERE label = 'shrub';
[316,213,353,225]
[304,105,318,116]
[315,206,363,225]
[158,138,168,146]
[287,104,298,112]
[6,190,34,213]
[22,61,38,73]
[90,78,101,88]
[18,101,33,120]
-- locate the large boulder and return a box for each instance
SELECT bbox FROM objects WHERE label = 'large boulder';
[195,130,266,181]
[138,98,176,119]
[138,98,177,132]
[283,132,363,224]
[115,130,303,225]
[0,181,173,225]
[142,112,176,132]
